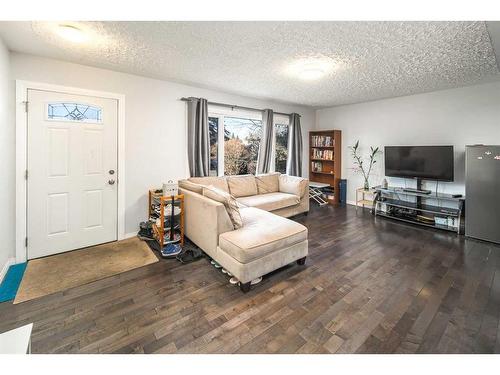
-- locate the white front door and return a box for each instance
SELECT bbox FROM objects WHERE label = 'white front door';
[27,89,118,259]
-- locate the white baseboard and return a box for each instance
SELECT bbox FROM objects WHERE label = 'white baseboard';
[346,200,374,208]
[0,257,16,284]
[124,231,138,239]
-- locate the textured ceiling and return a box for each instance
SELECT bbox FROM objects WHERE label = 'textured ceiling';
[0,21,498,107]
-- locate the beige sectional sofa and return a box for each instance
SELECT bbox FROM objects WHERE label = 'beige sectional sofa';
[179,173,309,292]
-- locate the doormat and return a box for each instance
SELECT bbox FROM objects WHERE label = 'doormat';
[14,237,158,304]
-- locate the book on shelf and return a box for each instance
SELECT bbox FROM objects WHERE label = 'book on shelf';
[311,161,323,172]
[311,135,335,147]
[312,148,334,160]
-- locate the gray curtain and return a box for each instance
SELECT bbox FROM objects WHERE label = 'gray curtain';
[187,97,210,177]
[256,109,274,174]
[286,113,303,176]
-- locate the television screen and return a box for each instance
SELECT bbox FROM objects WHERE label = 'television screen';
[384,146,454,181]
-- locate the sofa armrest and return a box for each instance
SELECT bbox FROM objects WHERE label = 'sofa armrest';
[279,175,309,198]
[180,188,234,258]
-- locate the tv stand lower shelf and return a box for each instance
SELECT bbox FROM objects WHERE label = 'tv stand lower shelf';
[373,187,465,234]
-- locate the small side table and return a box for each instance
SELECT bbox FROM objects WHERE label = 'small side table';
[0,323,33,354]
[356,188,376,211]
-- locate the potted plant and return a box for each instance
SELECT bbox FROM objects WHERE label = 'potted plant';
[349,141,381,190]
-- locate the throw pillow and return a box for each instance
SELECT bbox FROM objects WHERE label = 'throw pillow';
[226,175,258,197]
[202,186,243,230]
[279,174,308,198]
[188,176,229,192]
[178,179,204,194]
[255,172,280,194]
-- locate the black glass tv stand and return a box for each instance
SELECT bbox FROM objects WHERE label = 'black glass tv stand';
[373,186,465,234]
[402,187,432,194]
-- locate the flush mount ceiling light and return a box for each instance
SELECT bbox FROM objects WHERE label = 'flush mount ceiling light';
[287,57,337,81]
[56,24,88,43]
[298,67,326,80]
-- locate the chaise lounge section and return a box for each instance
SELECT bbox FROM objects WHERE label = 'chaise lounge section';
[179,173,309,292]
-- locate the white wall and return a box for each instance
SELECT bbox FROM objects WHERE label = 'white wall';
[0,38,14,278]
[315,81,500,204]
[9,52,315,238]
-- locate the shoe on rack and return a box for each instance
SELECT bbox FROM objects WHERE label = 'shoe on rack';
[161,204,181,216]
[163,230,181,244]
[229,277,239,285]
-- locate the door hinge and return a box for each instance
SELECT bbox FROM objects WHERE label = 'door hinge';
[23,101,29,113]
[25,237,28,247]
[25,170,28,180]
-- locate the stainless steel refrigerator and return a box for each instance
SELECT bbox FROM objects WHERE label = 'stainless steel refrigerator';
[466,145,500,244]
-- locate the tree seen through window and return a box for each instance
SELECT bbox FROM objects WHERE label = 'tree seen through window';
[209,114,289,176]
[223,117,262,175]
[275,123,289,174]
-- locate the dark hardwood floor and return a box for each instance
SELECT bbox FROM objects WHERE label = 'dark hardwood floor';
[1,204,500,354]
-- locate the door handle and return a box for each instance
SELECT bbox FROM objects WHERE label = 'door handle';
[108,179,115,185]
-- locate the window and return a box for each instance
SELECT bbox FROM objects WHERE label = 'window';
[47,103,102,123]
[209,110,262,176]
[274,122,289,173]
[223,117,262,175]
[208,117,219,176]
[208,108,288,176]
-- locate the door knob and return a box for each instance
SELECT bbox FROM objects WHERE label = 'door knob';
[108,179,115,185]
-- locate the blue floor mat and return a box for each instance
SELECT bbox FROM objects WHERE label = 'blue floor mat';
[0,263,27,303]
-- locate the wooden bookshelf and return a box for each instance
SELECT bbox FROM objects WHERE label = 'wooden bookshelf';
[309,130,342,205]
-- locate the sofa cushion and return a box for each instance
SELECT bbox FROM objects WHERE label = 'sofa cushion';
[178,179,204,194]
[227,175,258,197]
[219,207,307,264]
[279,174,308,198]
[255,172,280,194]
[188,176,229,193]
[202,186,243,229]
[236,192,299,212]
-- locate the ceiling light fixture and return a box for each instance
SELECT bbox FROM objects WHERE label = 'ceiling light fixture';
[56,24,88,43]
[298,68,326,81]
[287,57,337,82]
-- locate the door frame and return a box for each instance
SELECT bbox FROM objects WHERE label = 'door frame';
[15,80,126,263]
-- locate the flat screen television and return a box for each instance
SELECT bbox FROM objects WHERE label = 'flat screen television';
[384,146,454,182]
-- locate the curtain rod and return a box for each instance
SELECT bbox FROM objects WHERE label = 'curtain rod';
[180,97,300,118]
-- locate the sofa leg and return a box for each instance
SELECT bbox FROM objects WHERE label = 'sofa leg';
[240,282,251,293]
[297,257,307,265]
